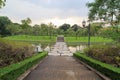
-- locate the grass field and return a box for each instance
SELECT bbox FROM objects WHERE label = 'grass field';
[65,37,113,42]
[4,35,113,43]
[4,35,56,42]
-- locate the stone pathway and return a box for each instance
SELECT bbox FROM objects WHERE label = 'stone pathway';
[49,42,72,56]
[24,42,103,80]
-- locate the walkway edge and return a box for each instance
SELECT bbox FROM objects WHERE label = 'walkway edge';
[17,56,48,80]
[74,57,111,80]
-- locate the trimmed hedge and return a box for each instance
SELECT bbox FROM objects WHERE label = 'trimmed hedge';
[0,52,48,80]
[74,53,120,80]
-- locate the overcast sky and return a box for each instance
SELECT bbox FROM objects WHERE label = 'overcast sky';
[0,0,94,26]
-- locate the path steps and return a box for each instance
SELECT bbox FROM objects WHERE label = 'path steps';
[57,35,64,42]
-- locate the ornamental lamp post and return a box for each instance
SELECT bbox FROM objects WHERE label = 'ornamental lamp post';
[82,20,86,28]
[82,20,91,48]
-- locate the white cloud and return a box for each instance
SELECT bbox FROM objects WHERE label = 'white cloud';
[38,16,88,26]
[0,0,91,26]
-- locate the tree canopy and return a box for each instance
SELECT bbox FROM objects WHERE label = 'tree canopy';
[59,23,70,32]
[0,16,11,36]
[87,0,120,25]
[0,0,6,8]
[71,24,80,32]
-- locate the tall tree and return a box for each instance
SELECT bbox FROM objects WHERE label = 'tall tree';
[71,24,80,39]
[7,23,22,35]
[40,23,49,36]
[48,22,54,39]
[21,18,32,34]
[71,24,79,32]
[33,24,41,36]
[0,16,11,36]
[21,17,32,29]
[59,23,70,32]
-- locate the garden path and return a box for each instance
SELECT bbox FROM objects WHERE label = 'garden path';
[24,41,103,80]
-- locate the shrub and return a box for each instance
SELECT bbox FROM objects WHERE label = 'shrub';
[0,38,34,68]
[84,45,120,67]
[74,53,120,80]
[0,52,48,80]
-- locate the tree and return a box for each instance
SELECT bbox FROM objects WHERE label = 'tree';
[40,23,49,36]
[66,28,75,37]
[56,28,64,35]
[7,23,22,35]
[21,17,31,25]
[21,17,32,29]
[77,28,88,37]
[90,23,102,36]
[0,16,11,36]
[72,24,80,31]
[87,0,120,25]
[72,24,80,39]
[48,22,54,39]
[33,24,41,36]
[0,0,6,8]
[99,27,120,42]
[21,18,32,34]
[59,23,70,32]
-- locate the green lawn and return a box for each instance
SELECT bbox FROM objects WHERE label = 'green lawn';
[4,35,113,43]
[4,35,56,42]
[65,37,113,42]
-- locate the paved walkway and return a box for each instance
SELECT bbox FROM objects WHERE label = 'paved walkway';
[24,42,103,80]
[49,42,72,56]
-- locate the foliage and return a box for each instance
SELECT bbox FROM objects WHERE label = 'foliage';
[74,53,120,80]
[99,27,120,42]
[32,24,41,36]
[0,16,119,41]
[0,16,11,36]
[66,28,75,37]
[39,23,49,36]
[71,24,80,32]
[87,0,120,25]
[0,52,48,80]
[90,23,102,36]
[21,17,32,29]
[6,23,22,35]
[0,0,6,8]
[0,38,34,68]
[59,23,70,32]
[48,22,55,39]
[65,37,113,42]
[20,18,32,35]
[84,44,120,67]
[0,15,104,37]
[71,24,80,39]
